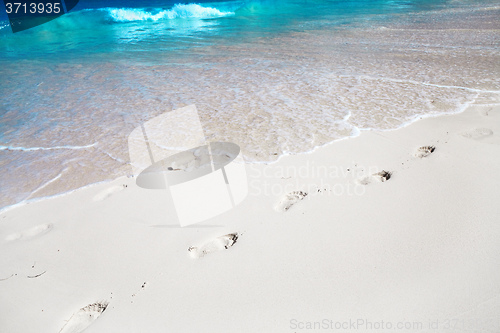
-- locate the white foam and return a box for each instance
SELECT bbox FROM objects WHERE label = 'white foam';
[106,4,234,23]
[25,169,66,200]
[0,143,97,152]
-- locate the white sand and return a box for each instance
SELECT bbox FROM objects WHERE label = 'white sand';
[1,101,499,332]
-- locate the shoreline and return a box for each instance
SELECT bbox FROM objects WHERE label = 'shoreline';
[2,90,498,214]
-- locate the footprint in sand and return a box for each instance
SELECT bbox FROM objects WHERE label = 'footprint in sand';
[414,145,435,158]
[478,106,493,117]
[5,223,53,241]
[188,233,239,259]
[59,301,109,333]
[460,128,493,140]
[356,170,392,185]
[275,191,308,212]
[92,184,127,201]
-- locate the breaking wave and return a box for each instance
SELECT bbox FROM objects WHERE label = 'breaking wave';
[106,4,235,22]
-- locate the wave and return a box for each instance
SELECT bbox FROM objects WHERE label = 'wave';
[105,4,235,23]
[0,3,237,35]
[0,143,97,152]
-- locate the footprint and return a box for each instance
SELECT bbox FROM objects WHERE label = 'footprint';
[478,107,492,117]
[275,191,308,212]
[188,233,239,259]
[5,223,53,241]
[92,185,126,201]
[460,128,493,140]
[356,170,392,185]
[59,301,109,333]
[414,145,435,158]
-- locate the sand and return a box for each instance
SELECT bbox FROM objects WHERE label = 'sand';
[0,100,499,332]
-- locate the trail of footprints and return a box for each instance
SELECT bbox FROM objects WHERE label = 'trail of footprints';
[3,140,470,328]
[354,145,436,186]
[55,233,239,333]
[2,138,479,329]
[9,126,495,328]
[56,235,239,333]
[55,235,238,332]
[274,145,437,212]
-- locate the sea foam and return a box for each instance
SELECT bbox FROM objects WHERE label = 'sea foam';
[0,143,97,152]
[106,4,235,22]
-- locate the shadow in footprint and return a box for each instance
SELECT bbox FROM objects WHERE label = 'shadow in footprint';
[59,301,109,333]
[357,170,392,185]
[275,191,308,212]
[188,233,239,258]
[415,146,435,158]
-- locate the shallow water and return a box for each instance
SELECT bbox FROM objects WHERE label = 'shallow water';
[0,0,499,209]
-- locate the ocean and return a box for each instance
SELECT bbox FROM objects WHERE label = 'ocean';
[0,0,499,209]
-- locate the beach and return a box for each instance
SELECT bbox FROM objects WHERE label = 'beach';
[1,99,499,332]
[0,0,499,332]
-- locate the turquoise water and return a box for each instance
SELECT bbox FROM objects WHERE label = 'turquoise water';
[0,0,499,209]
[0,0,449,60]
